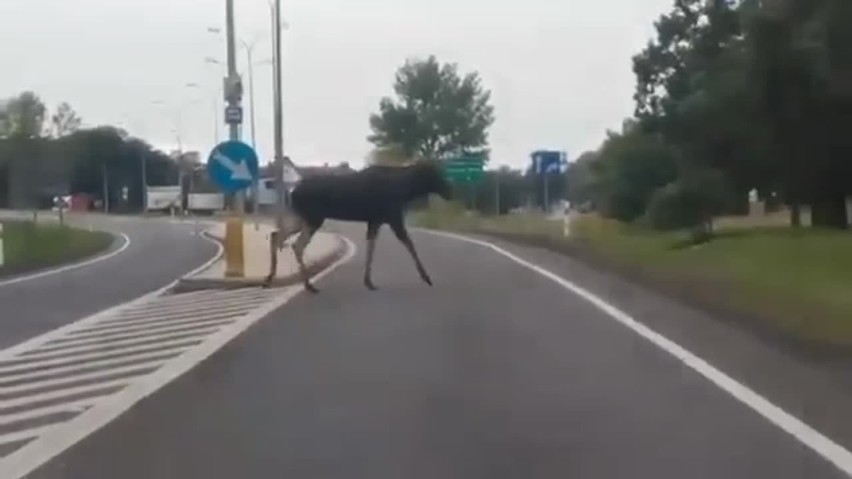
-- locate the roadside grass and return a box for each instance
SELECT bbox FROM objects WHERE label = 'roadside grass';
[0,221,114,277]
[412,204,852,348]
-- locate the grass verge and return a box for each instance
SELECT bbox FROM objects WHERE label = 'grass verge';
[412,203,852,351]
[0,220,114,278]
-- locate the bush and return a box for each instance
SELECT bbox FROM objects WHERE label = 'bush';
[646,168,733,237]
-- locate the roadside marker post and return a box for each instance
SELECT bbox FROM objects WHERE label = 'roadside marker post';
[0,222,4,267]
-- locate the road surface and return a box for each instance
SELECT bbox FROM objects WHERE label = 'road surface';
[0,214,219,350]
[19,222,852,478]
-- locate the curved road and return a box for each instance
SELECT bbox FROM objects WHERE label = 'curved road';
[0,214,219,350]
[26,222,852,478]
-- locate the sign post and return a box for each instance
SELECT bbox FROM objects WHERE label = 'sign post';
[207,140,259,277]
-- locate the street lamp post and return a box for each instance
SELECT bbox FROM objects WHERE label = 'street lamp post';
[271,0,289,243]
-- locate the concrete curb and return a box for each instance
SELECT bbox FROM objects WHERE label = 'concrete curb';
[169,234,347,294]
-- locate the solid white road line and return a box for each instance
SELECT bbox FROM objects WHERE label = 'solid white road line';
[0,233,131,288]
[422,229,852,477]
[0,236,355,479]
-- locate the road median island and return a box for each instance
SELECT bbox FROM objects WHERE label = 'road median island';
[413,206,852,352]
[173,222,346,293]
[0,220,114,279]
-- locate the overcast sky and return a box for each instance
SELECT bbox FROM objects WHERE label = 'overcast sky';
[0,0,671,169]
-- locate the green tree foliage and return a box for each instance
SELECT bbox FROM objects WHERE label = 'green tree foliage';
[588,125,678,222]
[50,102,82,138]
[368,55,495,161]
[0,94,178,209]
[1,91,47,139]
[582,0,852,232]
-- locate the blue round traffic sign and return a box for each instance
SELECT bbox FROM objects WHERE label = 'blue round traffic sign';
[207,140,260,193]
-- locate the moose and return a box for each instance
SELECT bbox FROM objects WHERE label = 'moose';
[264,160,453,293]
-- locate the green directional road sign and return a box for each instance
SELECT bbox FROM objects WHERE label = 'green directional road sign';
[443,154,485,183]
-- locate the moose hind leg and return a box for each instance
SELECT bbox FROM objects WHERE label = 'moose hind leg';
[292,226,319,293]
[389,218,432,286]
[262,230,280,288]
[363,221,381,291]
[263,217,304,288]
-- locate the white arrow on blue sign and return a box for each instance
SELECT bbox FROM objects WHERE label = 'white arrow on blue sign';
[206,140,260,193]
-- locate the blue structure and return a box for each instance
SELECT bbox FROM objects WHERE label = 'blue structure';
[530,150,568,175]
[206,140,260,193]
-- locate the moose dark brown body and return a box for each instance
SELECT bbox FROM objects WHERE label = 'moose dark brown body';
[265,161,452,292]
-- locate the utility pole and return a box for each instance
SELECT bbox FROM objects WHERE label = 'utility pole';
[494,173,501,215]
[141,152,148,213]
[102,162,109,214]
[272,0,287,244]
[242,39,260,223]
[225,0,242,212]
[220,0,246,277]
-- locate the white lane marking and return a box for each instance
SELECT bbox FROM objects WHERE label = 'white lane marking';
[422,229,852,477]
[0,229,223,363]
[0,361,163,396]
[109,296,274,321]
[0,379,128,410]
[19,329,218,360]
[0,233,131,288]
[0,400,91,428]
[0,340,199,376]
[0,426,57,448]
[0,352,180,385]
[0,236,354,479]
[68,311,242,336]
[43,320,235,349]
[55,317,237,343]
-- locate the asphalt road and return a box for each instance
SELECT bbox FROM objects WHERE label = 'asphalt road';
[27,222,852,479]
[0,214,219,350]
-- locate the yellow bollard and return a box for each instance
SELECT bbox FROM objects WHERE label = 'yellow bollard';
[224,215,245,278]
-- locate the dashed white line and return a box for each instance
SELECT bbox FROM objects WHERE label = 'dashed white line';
[423,229,852,477]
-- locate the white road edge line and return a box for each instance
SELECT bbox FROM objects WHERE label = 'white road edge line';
[419,229,852,477]
[0,229,223,363]
[0,233,131,288]
[0,235,354,479]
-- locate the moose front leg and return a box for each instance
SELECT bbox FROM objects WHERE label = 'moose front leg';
[363,221,381,291]
[389,218,432,286]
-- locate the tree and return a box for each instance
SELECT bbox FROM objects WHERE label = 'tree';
[368,55,495,161]
[590,127,678,222]
[50,102,82,138]
[2,91,47,139]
